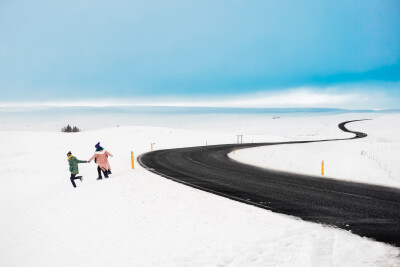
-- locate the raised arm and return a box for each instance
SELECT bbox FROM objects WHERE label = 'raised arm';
[106,151,113,157]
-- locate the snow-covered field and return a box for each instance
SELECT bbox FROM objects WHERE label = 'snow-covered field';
[0,111,399,266]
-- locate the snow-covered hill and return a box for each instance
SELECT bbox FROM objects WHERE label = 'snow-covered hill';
[232,114,400,188]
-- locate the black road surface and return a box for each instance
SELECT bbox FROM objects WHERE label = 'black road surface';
[138,120,400,246]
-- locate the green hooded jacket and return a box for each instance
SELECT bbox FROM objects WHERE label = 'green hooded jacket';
[68,156,87,174]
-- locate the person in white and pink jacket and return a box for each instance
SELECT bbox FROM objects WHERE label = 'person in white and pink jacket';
[89,142,113,180]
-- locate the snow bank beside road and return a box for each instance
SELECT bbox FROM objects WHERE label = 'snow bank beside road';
[0,115,399,266]
[231,114,400,188]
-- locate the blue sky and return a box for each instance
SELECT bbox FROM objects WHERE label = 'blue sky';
[0,0,399,109]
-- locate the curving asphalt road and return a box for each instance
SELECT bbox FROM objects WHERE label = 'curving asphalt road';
[138,120,400,246]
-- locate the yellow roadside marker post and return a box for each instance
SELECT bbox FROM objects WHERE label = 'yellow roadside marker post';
[131,151,134,169]
[321,160,324,176]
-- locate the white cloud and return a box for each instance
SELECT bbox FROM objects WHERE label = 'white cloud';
[0,86,395,110]
[202,89,364,108]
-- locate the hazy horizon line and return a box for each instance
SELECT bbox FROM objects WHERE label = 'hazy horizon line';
[0,88,398,110]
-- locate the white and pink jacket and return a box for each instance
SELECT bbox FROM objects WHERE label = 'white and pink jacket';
[89,150,113,171]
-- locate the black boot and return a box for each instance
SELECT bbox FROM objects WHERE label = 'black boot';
[108,169,112,175]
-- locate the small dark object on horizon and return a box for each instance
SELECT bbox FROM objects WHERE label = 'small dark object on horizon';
[62,124,81,133]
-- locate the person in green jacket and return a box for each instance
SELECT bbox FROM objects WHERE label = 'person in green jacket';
[67,151,88,188]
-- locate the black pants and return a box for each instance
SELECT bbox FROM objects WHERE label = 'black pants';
[97,166,109,178]
[70,174,82,188]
